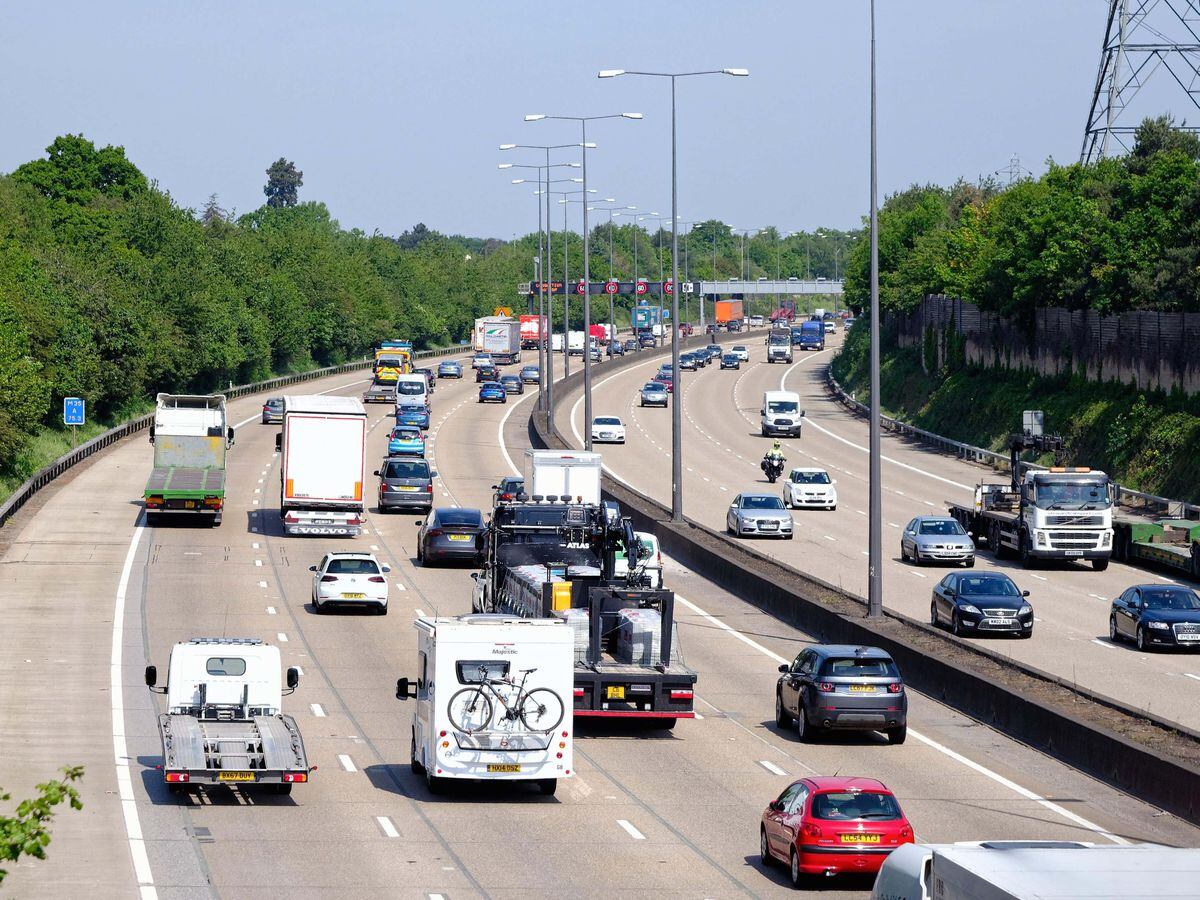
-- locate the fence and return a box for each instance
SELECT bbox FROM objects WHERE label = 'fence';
[0,343,465,529]
[893,295,1200,396]
[825,370,1200,521]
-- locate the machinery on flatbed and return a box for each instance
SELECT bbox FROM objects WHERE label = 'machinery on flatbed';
[145,638,311,794]
[1112,517,1200,579]
[948,420,1113,571]
[144,394,234,525]
[471,451,696,726]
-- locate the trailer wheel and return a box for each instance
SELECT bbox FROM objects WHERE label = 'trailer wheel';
[1092,558,1109,572]
[657,718,677,731]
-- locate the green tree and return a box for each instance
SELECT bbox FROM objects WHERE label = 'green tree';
[12,135,146,205]
[264,158,303,208]
[0,767,84,883]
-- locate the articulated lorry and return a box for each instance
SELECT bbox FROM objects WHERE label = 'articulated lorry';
[277,395,367,536]
[474,316,521,364]
[948,432,1113,571]
[519,314,546,349]
[715,299,744,324]
[145,637,310,795]
[471,450,697,726]
[144,394,234,526]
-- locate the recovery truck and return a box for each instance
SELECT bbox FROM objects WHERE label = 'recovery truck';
[766,327,794,363]
[948,430,1113,571]
[144,394,234,526]
[145,637,310,795]
[374,343,412,384]
[276,395,367,536]
[471,450,697,727]
[362,375,396,404]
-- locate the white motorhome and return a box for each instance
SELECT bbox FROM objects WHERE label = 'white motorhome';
[393,373,430,410]
[396,614,573,796]
[523,449,602,505]
[761,390,805,437]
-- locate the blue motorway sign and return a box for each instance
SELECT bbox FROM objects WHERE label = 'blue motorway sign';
[63,397,85,426]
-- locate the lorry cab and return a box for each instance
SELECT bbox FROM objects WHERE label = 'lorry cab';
[795,320,826,350]
[394,373,430,410]
[157,637,295,715]
[397,615,573,796]
[761,391,805,437]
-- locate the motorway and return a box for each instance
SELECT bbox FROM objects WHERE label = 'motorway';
[562,331,1200,733]
[2,350,1199,899]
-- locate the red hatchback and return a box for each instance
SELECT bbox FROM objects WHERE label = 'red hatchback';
[760,776,913,887]
[653,374,674,393]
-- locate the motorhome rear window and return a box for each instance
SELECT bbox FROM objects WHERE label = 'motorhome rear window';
[206,657,246,677]
[456,660,511,684]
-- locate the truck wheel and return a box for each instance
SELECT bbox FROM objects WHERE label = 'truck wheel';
[536,779,557,796]
[1019,532,1033,567]
[1092,558,1109,572]
[410,732,424,774]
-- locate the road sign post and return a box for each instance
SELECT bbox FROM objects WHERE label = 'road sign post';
[63,397,85,448]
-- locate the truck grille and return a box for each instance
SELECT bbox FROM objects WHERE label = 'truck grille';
[1046,515,1105,526]
[1049,531,1100,547]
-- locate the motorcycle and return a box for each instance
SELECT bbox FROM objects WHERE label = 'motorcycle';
[761,454,785,484]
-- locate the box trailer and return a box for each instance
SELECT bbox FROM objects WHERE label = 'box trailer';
[474,316,521,364]
[715,299,744,323]
[523,449,602,505]
[519,314,546,349]
[277,395,367,536]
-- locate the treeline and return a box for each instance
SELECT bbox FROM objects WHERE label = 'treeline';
[0,134,850,489]
[843,115,1200,319]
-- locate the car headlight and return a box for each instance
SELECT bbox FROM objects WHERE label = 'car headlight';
[1147,621,1170,630]
[961,604,981,615]
[1019,603,1033,616]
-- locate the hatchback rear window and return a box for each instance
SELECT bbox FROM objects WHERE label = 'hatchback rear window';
[384,460,429,479]
[811,791,902,820]
[819,657,899,678]
[327,558,380,575]
[438,509,483,526]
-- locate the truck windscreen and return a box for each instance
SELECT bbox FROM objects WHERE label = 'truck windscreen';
[1032,479,1110,510]
[768,401,799,414]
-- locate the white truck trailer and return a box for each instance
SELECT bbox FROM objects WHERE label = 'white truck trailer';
[473,316,521,364]
[396,614,573,796]
[277,395,367,536]
[523,449,602,505]
[145,637,310,794]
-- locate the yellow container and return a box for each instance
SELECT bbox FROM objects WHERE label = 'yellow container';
[551,581,572,611]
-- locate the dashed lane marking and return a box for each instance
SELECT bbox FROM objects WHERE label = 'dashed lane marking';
[759,760,787,776]
[376,816,400,838]
[311,704,327,717]
[338,754,357,772]
[617,819,646,840]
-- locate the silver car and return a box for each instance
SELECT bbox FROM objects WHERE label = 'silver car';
[639,382,668,407]
[727,493,794,539]
[900,515,975,567]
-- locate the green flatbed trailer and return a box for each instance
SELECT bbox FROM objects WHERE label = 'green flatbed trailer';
[144,393,232,526]
[1112,518,1200,579]
[144,467,227,523]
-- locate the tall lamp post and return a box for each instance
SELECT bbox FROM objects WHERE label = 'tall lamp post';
[591,202,637,342]
[599,67,747,522]
[526,112,642,451]
[867,0,883,619]
[554,187,598,378]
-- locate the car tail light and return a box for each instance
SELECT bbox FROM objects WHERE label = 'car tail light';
[203,496,222,508]
[320,575,338,582]
[145,496,163,508]
[802,822,822,839]
[573,688,584,698]
[282,772,307,783]
[670,690,693,701]
[888,682,903,693]
[426,529,443,539]
[165,772,189,783]
[816,682,835,693]
[899,824,913,841]
[367,576,386,583]
[347,515,362,526]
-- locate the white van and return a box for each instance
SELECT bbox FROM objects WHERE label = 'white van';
[393,373,429,410]
[761,390,804,437]
[396,614,573,796]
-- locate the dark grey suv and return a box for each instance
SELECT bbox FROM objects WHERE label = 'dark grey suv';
[375,457,433,513]
[776,645,907,744]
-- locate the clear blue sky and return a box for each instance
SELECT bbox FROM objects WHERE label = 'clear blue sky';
[0,1,1136,239]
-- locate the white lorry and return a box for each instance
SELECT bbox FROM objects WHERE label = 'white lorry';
[473,316,521,364]
[396,614,573,796]
[872,841,1200,900]
[277,395,367,536]
[523,449,602,505]
[145,637,310,794]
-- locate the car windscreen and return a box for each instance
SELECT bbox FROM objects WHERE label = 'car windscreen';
[326,558,380,575]
[482,382,502,389]
[919,520,965,535]
[1143,589,1200,610]
[642,384,664,392]
[437,509,483,527]
[767,401,799,414]
[957,576,1020,597]
[501,376,519,383]
[595,417,621,425]
[819,657,899,678]
[399,405,426,415]
[397,382,425,395]
[741,496,784,510]
[383,460,429,479]
[790,471,831,484]
[811,791,902,821]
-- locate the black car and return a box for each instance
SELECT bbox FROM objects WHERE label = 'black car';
[776,645,907,744]
[720,353,740,369]
[499,374,524,394]
[678,354,698,371]
[415,367,436,393]
[492,475,525,504]
[475,362,499,382]
[416,507,486,566]
[931,571,1032,638]
[1109,584,1200,651]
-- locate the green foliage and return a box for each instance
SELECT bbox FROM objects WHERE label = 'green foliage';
[0,766,84,882]
[264,157,303,208]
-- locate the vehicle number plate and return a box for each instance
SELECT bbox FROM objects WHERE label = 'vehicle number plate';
[218,771,255,782]
[448,534,471,542]
[183,500,195,509]
[761,522,778,530]
[342,592,366,599]
[1177,633,1200,642]
[312,519,333,525]
[984,618,1015,626]
[848,685,876,693]
[487,764,521,773]
[398,486,419,492]
[606,686,625,700]
[1064,550,1084,557]
[840,833,880,844]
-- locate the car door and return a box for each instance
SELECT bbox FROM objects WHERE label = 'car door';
[934,575,953,623]
[766,783,804,857]
[902,519,918,556]
[1126,588,1145,636]
[794,651,817,720]
[779,784,811,854]
[728,495,741,531]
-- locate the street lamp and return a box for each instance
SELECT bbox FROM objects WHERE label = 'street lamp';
[599,68,747,522]
[527,112,642,450]
[555,188,598,378]
[590,202,636,342]
[867,0,883,619]
[632,212,660,347]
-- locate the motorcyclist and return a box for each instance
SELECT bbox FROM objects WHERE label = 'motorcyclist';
[762,440,786,482]
[765,439,785,463]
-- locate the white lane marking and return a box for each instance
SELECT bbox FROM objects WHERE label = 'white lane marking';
[1089,593,1108,601]
[910,571,927,579]
[111,514,157,896]
[277,632,289,642]
[856,509,866,516]
[1186,674,1200,682]
[311,703,326,717]
[923,500,935,507]
[888,522,900,528]
[415,609,426,617]
[266,606,276,615]
[252,542,260,549]
[254,559,263,567]
[498,388,541,476]
[376,816,400,838]
[861,550,870,556]
[395,583,406,591]
[252,499,259,505]
[822,535,836,542]
[1030,574,1048,581]
[679,588,1129,845]
[617,819,646,840]
[370,545,379,551]
[258,580,268,588]
[1092,639,1116,649]
[338,754,357,772]
[759,760,787,776]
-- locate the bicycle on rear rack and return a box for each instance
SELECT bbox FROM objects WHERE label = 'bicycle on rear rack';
[447,665,565,734]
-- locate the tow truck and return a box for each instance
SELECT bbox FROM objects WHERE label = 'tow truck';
[145,637,312,794]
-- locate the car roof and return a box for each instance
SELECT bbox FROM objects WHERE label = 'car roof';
[789,467,828,474]
[915,515,957,523]
[801,776,891,793]
[741,492,779,501]
[811,644,893,660]
[326,551,377,561]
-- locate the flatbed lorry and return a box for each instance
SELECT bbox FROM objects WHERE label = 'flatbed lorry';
[144,394,234,526]
[145,637,310,794]
[471,451,696,726]
[361,378,396,404]
[766,327,794,363]
[1112,517,1200,579]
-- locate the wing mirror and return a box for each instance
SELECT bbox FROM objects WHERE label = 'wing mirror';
[800,410,806,418]
[308,565,317,572]
[145,665,157,687]
[227,425,236,447]
[373,470,381,477]
[285,666,300,692]
[1022,589,1031,597]
[769,800,783,812]
[395,677,416,700]
[274,433,282,452]
[778,664,788,673]
[381,564,391,573]
[148,424,156,444]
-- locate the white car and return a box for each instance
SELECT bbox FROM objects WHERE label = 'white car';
[310,551,390,614]
[730,345,750,362]
[612,531,664,589]
[591,415,626,444]
[783,467,838,510]
[823,320,836,334]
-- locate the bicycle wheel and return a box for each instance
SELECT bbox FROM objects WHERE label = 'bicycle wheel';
[518,688,565,732]
[447,688,494,734]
